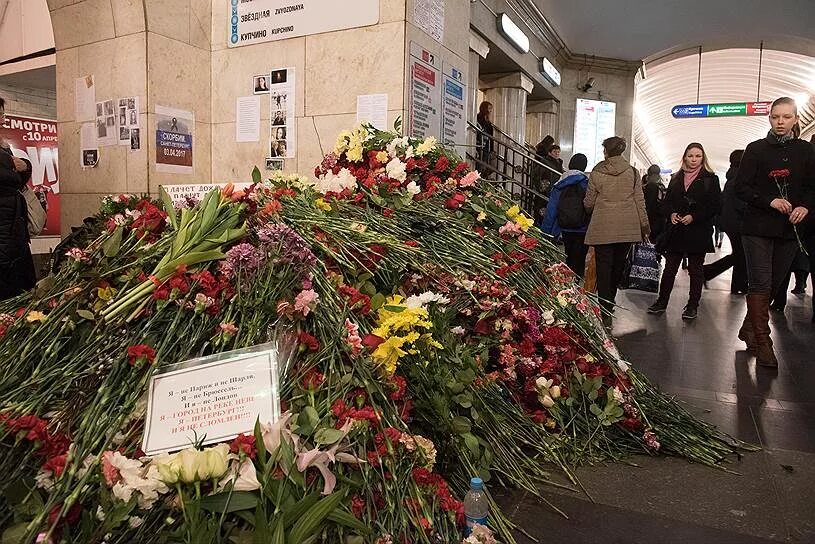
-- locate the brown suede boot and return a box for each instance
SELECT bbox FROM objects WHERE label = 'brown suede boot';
[747,293,778,367]
[737,312,756,352]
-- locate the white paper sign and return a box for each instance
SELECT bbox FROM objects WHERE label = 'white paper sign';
[573,98,616,171]
[80,122,98,168]
[414,0,444,43]
[441,62,466,149]
[142,349,279,455]
[74,75,96,122]
[236,96,261,142]
[356,94,388,130]
[408,42,441,139]
[229,0,379,48]
[161,182,253,204]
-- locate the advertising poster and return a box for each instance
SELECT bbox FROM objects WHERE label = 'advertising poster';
[156,106,194,174]
[229,0,379,48]
[268,67,295,159]
[0,114,60,235]
[441,62,466,150]
[408,42,441,139]
[573,98,616,171]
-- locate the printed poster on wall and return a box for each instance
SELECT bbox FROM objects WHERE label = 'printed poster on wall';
[441,62,466,150]
[268,67,295,159]
[229,0,379,48]
[156,106,194,174]
[0,114,60,236]
[414,0,444,43]
[408,42,441,140]
[573,98,616,171]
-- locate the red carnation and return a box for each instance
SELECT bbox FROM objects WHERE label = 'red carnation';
[43,454,68,478]
[769,169,790,179]
[127,344,156,366]
[434,155,450,173]
[298,331,320,352]
[301,368,325,390]
[229,433,257,459]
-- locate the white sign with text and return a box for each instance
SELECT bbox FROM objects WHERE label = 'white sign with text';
[161,183,253,204]
[142,348,280,455]
[229,0,379,47]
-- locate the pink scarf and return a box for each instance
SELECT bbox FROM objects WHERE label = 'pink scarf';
[683,165,702,190]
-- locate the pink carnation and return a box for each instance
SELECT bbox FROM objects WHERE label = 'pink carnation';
[458,171,479,187]
[498,221,521,236]
[101,451,121,486]
[294,289,319,316]
[345,319,363,356]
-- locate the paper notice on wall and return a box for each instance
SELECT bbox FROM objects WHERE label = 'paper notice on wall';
[74,75,96,122]
[161,183,253,204]
[408,42,441,139]
[441,63,467,150]
[95,100,117,147]
[156,105,194,174]
[414,0,444,43]
[236,96,261,142]
[268,67,295,159]
[80,122,98,168]
[141,345,280,455]
[117,97,140,146]
[356,94,388,130]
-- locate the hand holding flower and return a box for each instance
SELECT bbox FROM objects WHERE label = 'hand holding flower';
[771,198,793,215]
[789,206,809,225]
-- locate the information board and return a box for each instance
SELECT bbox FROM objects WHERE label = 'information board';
[441,62,466,149]
[229,0,379,47]
[408,42,441,139]
[573,98,616,171]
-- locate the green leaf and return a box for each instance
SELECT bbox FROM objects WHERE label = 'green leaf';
[281,492,320,528]
[370,293,386,311]
[327,509,370,534]
[462,432,480,458]
[254,419,267,468]
[589,404,603,417]
[252,166,262,184]
[76,309,95,321]
[451,416,472,435]
[268,512,285,544]
[159,187,178,230]
[287,491,345,544]
[446,381,464,395]
[102,226,123,257]
[314,428,345,446]
[456,369,475,385]
[2,522,28,544]
[200,491,259,514]
[382,305,405,313]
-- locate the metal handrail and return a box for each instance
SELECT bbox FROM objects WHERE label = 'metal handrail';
[467,121,562,177]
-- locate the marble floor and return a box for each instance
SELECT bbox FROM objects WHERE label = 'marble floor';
[497,252,815,543]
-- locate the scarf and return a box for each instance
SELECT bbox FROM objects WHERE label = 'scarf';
[683,165,702,190]
[767,130,795,144]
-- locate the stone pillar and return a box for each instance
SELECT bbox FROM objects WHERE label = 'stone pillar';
[468,33,489,127]
[526,99,559,148]
[481,72,534,146]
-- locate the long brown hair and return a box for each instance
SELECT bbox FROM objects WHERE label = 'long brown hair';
[679,142,714,173]
[770,96,801,138]
[478,101,492,120]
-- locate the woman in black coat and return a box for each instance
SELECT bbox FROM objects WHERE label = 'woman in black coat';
[648,143,721,320]
[0,151,36,300]
[734,97,815,367]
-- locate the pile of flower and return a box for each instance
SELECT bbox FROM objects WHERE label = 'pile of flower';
[0,123,751,544]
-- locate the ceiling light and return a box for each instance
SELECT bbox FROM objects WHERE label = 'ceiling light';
[496,13,530,54]
[794,93,810,108]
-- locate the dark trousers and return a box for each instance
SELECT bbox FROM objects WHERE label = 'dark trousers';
[742,235,798,296]
[770,249,809,310]
[562,232,588,278]
[594,243,632,314]
[703,231,748,293]
[659,252,705,308]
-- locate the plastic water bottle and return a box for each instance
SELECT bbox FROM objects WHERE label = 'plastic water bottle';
[464,477,489,536]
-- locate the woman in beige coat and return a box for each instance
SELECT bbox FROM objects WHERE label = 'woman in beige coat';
[584,136,650,325]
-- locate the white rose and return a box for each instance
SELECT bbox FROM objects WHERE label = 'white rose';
[550,385,561,399]
[405,181,420,195]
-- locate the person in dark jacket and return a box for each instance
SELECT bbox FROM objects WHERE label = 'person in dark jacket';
[476,101,495,166]
[648,143,721,320]
[540,153,590,277]
[539,144,564,193]
[642,164,666,242]
[734,97,815,367]
[0,151,36,300]
[703,150,748,294]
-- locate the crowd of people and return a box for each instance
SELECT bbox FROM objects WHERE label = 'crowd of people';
[539,96,815,368]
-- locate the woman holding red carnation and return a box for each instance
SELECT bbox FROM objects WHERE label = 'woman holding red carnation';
[734,96,815,367]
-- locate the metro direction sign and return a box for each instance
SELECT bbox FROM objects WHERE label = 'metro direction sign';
[671,101,771,119]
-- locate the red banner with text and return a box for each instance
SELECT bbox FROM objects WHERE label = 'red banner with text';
[0,114,60,236]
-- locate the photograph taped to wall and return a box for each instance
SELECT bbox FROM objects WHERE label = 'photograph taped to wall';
[272,110,286,126]
[266,157,284,171]
[272,126,287,141]
[131,128,141,151]
[253,74,270,94]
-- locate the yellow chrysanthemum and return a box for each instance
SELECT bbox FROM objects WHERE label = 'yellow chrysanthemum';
[372,335,411,376]
[506,205,520,220]
[97,285,118,301]
[514,213,533,232]
[334,130,352,154]
[376,151,389,164]
[415,136,437,156]
[315,198,332,211]
[26,311,47,323]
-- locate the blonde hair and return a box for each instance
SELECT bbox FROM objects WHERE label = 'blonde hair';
[680,142,714,173]
[770,97,801,138]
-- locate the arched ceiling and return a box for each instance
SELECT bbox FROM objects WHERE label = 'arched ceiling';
[634,48,815,175]
[535,0,815,62]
